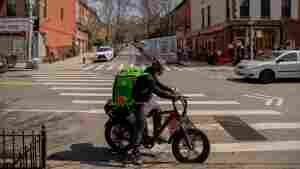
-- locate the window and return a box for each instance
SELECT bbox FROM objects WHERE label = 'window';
[261,0,270,18]
[201,8,205,29]
[60,8,64,20]
[207,6,211,27]
[7,0,16,16]
[280,52,298,62]
[44,0,47,18]
[25,0,30,17]
[240,0,250,17]
[226,0,230,20]
[282,0,291,18]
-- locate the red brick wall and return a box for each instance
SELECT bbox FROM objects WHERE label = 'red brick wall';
[287,20,300,47]
[40,0,76,58]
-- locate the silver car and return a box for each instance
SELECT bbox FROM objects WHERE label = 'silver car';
[234,50,300,83]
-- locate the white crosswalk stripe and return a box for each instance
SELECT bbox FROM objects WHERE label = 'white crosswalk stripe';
[95,65,105,71]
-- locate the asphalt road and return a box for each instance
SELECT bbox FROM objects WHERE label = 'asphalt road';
[1,46,300,169]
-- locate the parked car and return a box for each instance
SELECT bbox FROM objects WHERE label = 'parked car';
[94,46,114,61]
[234,50,300,83]
[0,55,8,73]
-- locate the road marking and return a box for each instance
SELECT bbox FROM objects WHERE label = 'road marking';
[72,100,240,105]
[148,122,300,131]
[1,109,281,117]
[173,67,183,71]
[32,75,97,77]
[107,64,114,70]
[36,79,113,82]
[51,87,111,90]
[31,73,95,75]
[243,94,284,107]
[95,65,105,70]
[186,110,281,116]
[165,66,171,71]
[151,141,300,153]
[118,64,124,70]
[1,109,105,114]
[60,93,111,96]
[32,76,99,79]
[40,83,112,86]
[251,122,300,130]
[83,64,97,71]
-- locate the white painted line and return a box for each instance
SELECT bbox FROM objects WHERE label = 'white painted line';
[31,73,95,75]
[83,64,97,71]
[72,100,107,104]
[72,100,239,105]
[151,141,300,153]
[251,122,300,130]
[253,93,273,98]
[118,64,124,70]
[212,140,300,153]
[2,109,105,114]
[107,65,114,70]
[158,100,240,105]
[32,76,99,79]
[187,110,281,116]
[165,66,171,71]
[243,94,267,100]
[32,75,97,77]
[41,83,112,86]
[182,93,206,97]
[265,98,274,106]
[95,65,105,70]
[36,79,113,82]
[60,93,111,97]
[276,98,284,106]
[51,87,111,90]
[130,64,134,67]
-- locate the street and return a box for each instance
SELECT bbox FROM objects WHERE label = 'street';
[1,46,300,169]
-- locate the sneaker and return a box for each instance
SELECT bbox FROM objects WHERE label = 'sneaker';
[131,147,143,165]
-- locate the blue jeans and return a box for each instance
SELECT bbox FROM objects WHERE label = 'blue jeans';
[133,99,161,146]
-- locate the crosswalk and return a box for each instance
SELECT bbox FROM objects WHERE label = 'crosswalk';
[29,72,300,157]
[81,63,210,72]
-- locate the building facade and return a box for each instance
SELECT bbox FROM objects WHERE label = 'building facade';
[189,0,300,61]
[0,0,33,63]
[39,0,76,62]
[175,0,191,50]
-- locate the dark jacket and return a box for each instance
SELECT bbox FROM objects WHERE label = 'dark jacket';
[133,67,175,103]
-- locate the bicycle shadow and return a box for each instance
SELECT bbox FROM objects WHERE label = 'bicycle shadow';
[47,143,165,168]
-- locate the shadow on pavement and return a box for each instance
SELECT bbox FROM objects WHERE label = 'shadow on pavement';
[47,143,127,167]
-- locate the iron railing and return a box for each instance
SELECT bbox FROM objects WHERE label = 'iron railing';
[0,125,46,169]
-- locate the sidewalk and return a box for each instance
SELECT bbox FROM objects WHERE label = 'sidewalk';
[37,53,94,72]
[169,61,234,71]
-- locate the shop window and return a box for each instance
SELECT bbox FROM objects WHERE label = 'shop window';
[7,0,16,16]
[240,0,250,18]
[261,0,270,18]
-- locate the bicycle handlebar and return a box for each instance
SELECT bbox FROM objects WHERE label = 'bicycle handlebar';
[172,95,188,117]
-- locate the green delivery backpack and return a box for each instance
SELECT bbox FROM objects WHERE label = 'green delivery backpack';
[111,64,149,114]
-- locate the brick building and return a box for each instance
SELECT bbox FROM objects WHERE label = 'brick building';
[39,0,77,62]
[189,0,300,62]
[175,0,191,50]
[76,0,97,55]
[0,0,33,63]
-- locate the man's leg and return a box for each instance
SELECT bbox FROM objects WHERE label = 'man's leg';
[131,103,145,165]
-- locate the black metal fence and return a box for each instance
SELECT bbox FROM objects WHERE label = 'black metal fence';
[0,125,46,169]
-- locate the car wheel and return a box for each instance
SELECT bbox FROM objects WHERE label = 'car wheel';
[259,70,275,84]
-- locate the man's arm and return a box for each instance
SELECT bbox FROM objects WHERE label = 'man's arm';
[148,76,176,100]
[153,75,174,93]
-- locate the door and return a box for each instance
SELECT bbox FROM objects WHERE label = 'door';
[276,52,300,78]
